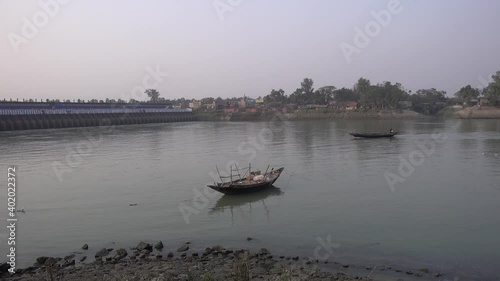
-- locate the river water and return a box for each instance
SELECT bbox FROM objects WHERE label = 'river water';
[1,119,499,279]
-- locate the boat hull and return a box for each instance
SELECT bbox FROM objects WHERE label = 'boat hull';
[349,132,398,138]
[208,182,274,195]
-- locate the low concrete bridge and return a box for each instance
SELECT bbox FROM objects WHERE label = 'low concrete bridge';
[0,106,196,131]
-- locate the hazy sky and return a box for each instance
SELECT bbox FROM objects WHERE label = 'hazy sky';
[1,0,500,101]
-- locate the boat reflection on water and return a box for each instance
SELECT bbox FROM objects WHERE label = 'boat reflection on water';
[209,186,284,224]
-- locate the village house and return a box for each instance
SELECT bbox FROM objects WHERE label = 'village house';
[479,98,490,106]
[330,101,357,110]
[203,101,216,110]
[344,101,358,110]
[246,97,256,105]
[188,100,201,109]
[398,101,412,109]
[239,97,246,109]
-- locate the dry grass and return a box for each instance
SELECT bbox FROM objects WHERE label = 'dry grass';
[233,252,250,281]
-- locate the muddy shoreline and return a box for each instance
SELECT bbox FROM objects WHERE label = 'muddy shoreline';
[2,242,451,281]
[195,110,430,122]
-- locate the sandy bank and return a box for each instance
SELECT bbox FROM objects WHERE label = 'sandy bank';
[452,106,500,119]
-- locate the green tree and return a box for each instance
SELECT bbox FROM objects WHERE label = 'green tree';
[354,77,371,95]
[333,88,357,102]
[380,82,406,109]
[485,71,500,105]
[354,77,372,108]
[455,85,480,104]
[410,88,448,114]
[289,78,315,105]
[315,86,336,104]
[415,88,446,103]
[145,89,160,103]
[201,97,215,104]
[264,89,287,105]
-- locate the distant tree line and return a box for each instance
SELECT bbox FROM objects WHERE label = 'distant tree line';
[261,70,500,114]
[262,77,446,114]
[4,71,500,115]
[455,71,500,106]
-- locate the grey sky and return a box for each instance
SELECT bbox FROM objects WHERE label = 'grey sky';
[1,0,499,101]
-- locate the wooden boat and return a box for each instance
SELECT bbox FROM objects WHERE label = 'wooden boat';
[207,165,284,195]
[349,132,398,138]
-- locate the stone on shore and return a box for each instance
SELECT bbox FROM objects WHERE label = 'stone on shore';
[36,256,50,265]
[0,263,10,273]
[62,259,75,268]
[44,258,57,267]
[177,244,189,252]
[211,245,225,253]
[136,242,153,251]
[95,248,109,258]
[115,248,128,260]
[154,241,164,250]
[419,268,430,273]
[259,248,270,255]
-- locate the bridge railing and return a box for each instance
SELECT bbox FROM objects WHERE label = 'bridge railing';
[0,108,192,115]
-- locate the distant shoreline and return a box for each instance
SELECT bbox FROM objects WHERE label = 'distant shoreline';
[195,107,500,121]
[1,107,499,133]
[195,109,430,122]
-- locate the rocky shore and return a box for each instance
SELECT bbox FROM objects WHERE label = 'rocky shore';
[1,242,447,281]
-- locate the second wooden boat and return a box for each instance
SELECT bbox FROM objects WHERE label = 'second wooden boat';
[349,132,398,138]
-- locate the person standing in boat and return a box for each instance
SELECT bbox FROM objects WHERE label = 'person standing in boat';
[389,128,394,134]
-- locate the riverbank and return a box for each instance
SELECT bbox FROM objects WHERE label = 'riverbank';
[197,107,500,121]
[442,106,500,119]
[195,109,428,122]
[2,242,446,281]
